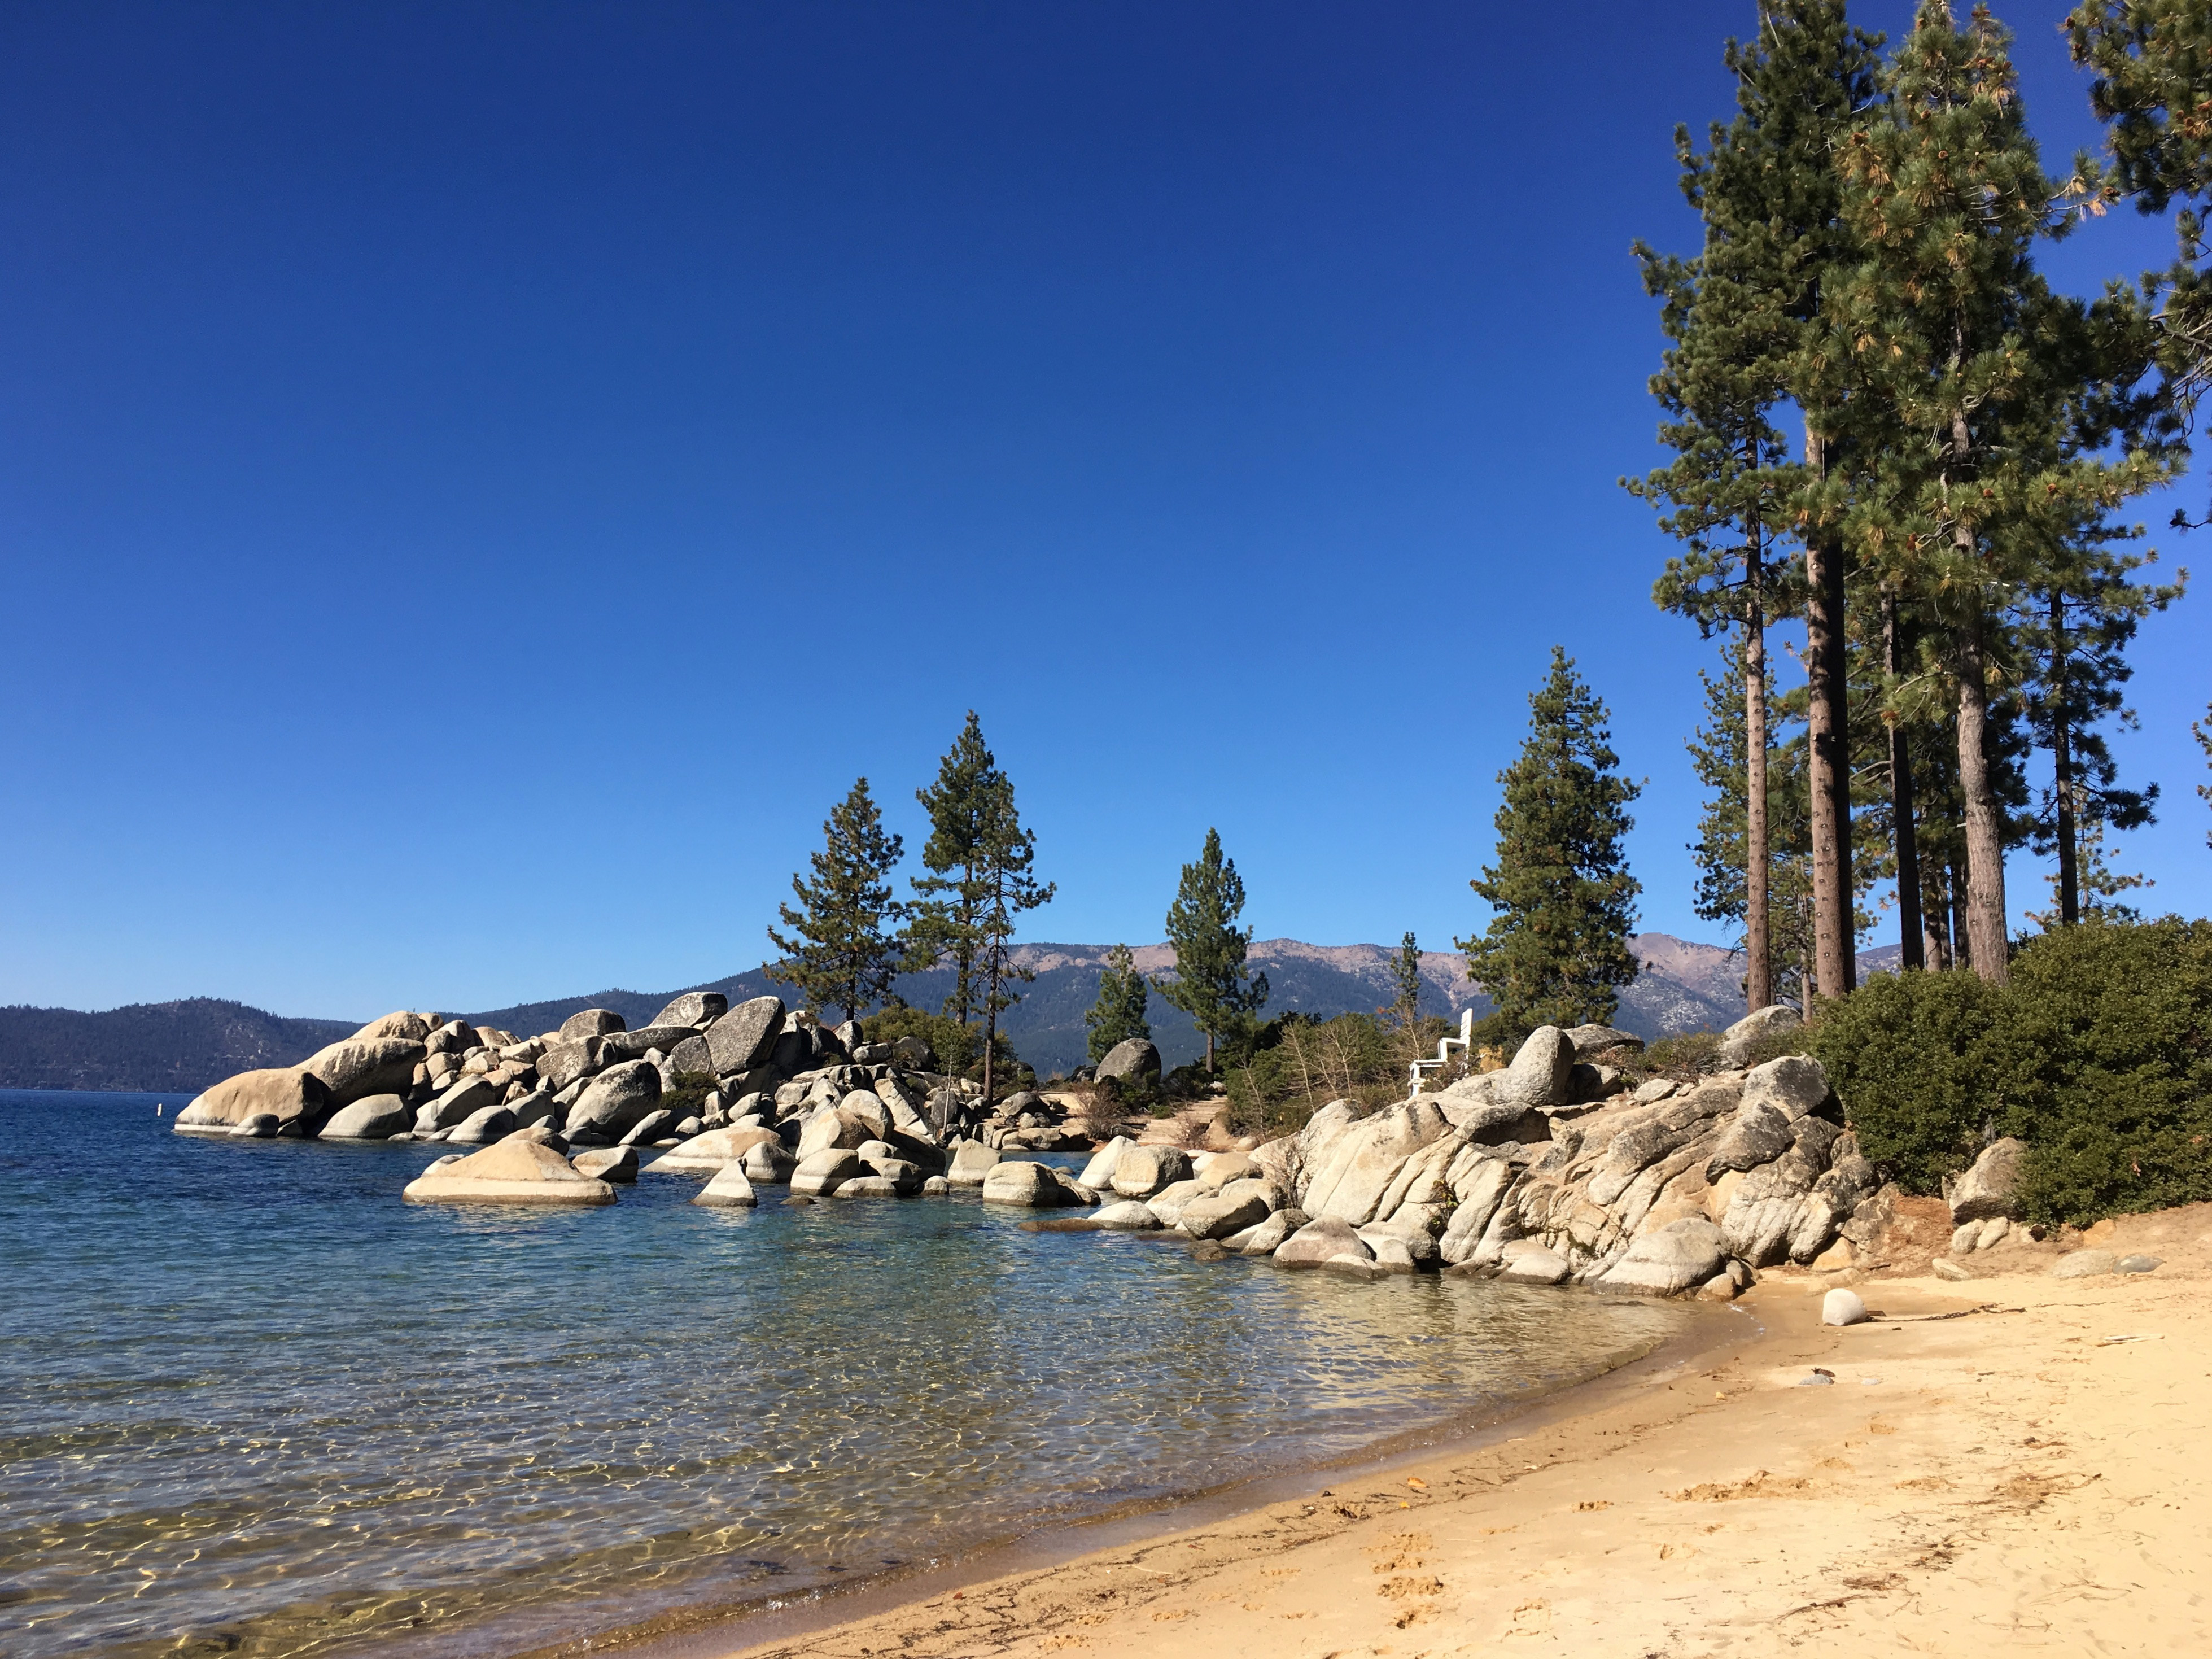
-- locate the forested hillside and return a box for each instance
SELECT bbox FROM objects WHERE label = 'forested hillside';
[0,1001,359,1093]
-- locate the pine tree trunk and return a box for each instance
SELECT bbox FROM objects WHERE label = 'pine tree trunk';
[1946,399,2009,983]
[1743,556,1774,1011]
[1803,427,1855,1003]
[2049,591,2079,927]
[980,942,1000,1106]
[1949,838,1973,974]
[1954,612,2010,981]
[1882,589,1924,970]
[1204,1030,1214,1077]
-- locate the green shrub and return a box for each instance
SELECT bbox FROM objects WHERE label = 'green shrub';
[1642,1029,1723,1079]
[1812,918,2212,1225]
[853,1006,1030,1086]
[1811,969,2003,1194]
[2001,919,2212,1225]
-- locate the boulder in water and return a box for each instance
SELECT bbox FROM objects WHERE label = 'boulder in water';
[403,1139,616,1204]
[176,1067,331,1135]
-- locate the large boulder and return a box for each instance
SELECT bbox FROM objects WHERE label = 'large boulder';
[661,1034,713,1078]
[176,1068,331,1134]
[1110,1145,1192,1199]
[1180,1186,1274,1240]
[447,1104,518,1145]
[617,1108,675,1147]
[981,1160,1081,1207]
[947,1142,1000,1186]
[566,1060,664,1138]
[798,1108,873,1158]
[303,1037,427,1108]
[1739,1055,1837,1124]
[1949,1137,2028,1224]
[1078,1136,1134,1190]
[321,1093,409,1140]
[1564,1024,1643,1060]
[354,1011,432,1042]
[402,1139,616,1204]
[1097,1038,1162,1082]
[534,1037,605,1094]
[559,1008,627,1040]
[1704,1103,1795,1181]
[693,1164,758,1208]
[707,996,788,1075]
[741,1139,796,1182]
[1719,1004,1801,1068]
[650,991,728,1028]
[602,1024,701,1062]
[1092,1200,1162,1229]
[1498,1026,1575,1106]
[1273,1215,1375,1267]
[574,1146,638,1183]
[421,1075,502,1131]
[1299,1100,1452,1224]
[1599,1218,1729,1296]
[792,1149,860,1197]
[645,1125,780,1175]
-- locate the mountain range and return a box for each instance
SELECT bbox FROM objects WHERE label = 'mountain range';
[0,932,1763,1092]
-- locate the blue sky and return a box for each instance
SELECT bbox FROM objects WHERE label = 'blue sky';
[2,1,2204,1018]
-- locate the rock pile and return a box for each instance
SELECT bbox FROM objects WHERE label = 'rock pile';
[1055,1014,1891,1299]
[177,994,1006,1198]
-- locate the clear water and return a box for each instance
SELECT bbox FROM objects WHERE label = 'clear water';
[1,1092,1690,1659]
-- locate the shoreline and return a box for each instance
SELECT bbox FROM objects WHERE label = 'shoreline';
[504,1294,1758,1659]
[578,1210,2207,1658]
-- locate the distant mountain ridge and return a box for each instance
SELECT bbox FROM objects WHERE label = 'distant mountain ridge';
[0,933,1764,1092]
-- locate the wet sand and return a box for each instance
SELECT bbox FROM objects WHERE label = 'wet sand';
[671,1203,2211,1657]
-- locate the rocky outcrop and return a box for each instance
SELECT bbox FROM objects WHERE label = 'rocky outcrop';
[303,1037,429,1107]
[321,1093,409,1140]
[1717,1003,1800,1067]
[176,1067,332,1134]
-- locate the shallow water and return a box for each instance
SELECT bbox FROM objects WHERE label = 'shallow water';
[1,1092,1689,1658]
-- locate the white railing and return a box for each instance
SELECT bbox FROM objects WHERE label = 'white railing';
[1408,1009,1477,1097]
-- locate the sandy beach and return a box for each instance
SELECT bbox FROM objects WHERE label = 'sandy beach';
[682,1202,2211,1658]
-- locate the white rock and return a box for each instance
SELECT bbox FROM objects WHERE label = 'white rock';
[1821,1287,1868,1326]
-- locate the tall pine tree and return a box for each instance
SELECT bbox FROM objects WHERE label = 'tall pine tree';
[1459,648,1642,1036]
[1835,0,2172,981]
[1631,0,1882,1010]
[907,712,999,1028]
[968,763,1053,1104]
[1084,944,1152,1061]
[766,778,907,1021]
[1159,828,1269,1076]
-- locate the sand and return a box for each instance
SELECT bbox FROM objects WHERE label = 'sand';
[685,1204,2211,1658]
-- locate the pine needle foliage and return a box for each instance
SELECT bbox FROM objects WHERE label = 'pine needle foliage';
[907,712,1000,1027]
[1459,648,1643,1038]
[1085,944,1152,1061]
[766,777,907,1022]
[1159,828,1269,1075]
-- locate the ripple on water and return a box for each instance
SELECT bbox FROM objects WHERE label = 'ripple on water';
[0,1093,1688,1658]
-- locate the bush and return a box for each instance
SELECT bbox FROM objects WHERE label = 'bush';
[2001,919,2212,1225]
[1811,968,2003,1194]
[1812,918,2212,1225]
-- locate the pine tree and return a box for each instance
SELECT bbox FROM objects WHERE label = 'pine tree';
[1630,0,1882,1010]
[766,778,907,1021]
[2193,701,2212,846]
[1685,645,1813,1007]
[1833,0,2172,982]
[2069,0,2212,469]
[2017,509,2180,924]
[969,765,1054,1104]
[907,713,998,1027]
[1391,932,1423,1033]
[1159,828,1269,1075]
[1085,944,1152,1061]
[1458,648,1643,1036]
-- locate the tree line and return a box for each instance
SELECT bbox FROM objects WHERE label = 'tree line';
[1627,0,2212,1005]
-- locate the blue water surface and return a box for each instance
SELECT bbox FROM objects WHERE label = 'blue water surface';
[0,1092,1688,1659]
